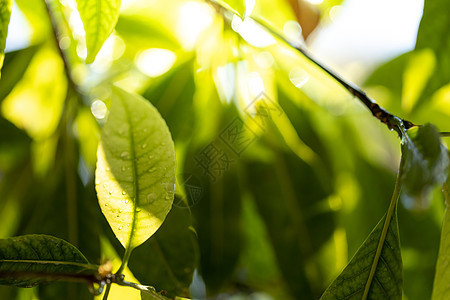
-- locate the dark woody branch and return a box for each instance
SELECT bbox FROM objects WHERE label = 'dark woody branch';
[204,0,416,136]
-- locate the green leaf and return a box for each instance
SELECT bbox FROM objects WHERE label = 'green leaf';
[415,0,450,104]
[0,0,12,78]
[432,155,450,300]
[0,234,97,287]
[95,86,176,249]
[143,58,196,142]
[140,290,171,300]
[0,45,40,103]
[182,104,243,293]
[246,151,334,298]
[75,0,121,63]
[320,207,402,299]
[401,124,449,205]
[128,201,198,298]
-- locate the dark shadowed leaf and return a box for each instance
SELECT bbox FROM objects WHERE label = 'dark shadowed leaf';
[0,117,31,172]
[183,104,243,294]
[0,45,39,102]
[401,124,449,206]
[143,59,196,142]
[128,202,198,298]
[0,235,97,287]
[245,150,334,298]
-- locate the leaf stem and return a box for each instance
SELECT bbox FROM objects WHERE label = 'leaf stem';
[362,153,405,299]
[440,132,450,137]
[102,283,112,300]
[203,0,415,134]
[116,246,133,275]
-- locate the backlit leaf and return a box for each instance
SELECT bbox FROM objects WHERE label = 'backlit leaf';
[0,235,97,287]
[0,0,12,78]
[76,0,121,63]
[401,124,449,206]
[415,0,450,105]
[95,86,176,250]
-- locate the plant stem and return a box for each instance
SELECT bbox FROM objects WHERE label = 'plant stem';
[203,0,415,135]
[102,284,112,300]
[362,153,405,299]
[116,246,133,275]
[441,132,450,137]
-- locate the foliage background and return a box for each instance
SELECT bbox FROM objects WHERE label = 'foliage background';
[0,0,449,299]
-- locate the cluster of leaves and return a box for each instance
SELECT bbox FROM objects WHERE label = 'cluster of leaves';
[0,0,449,300]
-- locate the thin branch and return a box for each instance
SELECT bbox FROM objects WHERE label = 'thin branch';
[203,0,415,136]
[441,132,450,137]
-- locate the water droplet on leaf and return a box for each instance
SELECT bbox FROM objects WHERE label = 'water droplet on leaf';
[147,193,157,202]
[120,152,130,159]
[141,143,147,149]
[122,191,126,195]
[109,190,113,195]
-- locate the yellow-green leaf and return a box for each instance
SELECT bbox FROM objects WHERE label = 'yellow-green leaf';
[0,0,12,78]
[95,86,176,250]
[76,0,121,63]
[432,154,450,300]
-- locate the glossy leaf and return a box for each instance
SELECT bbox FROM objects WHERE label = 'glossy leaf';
[401,124,449,205]
[128,202,198,298]
[432,158,450,300]
[321,208,402,299]
[0,0,12,78]
[95,86,176,249]
[0,235,97,287]
[76,0,121,63]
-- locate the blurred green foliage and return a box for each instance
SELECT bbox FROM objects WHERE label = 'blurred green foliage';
[0,0,449,299]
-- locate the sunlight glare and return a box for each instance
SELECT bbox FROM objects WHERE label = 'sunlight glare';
[232,15,276,48]
[247,72,265,97]
[245,0,256,17]
[136,48,176,77]
[177,2,214,50]
[289,68,310,88]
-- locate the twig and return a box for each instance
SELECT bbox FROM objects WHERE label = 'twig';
[203,0,416,137]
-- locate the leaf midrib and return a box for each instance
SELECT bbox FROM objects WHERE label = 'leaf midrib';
[120,94,139,250]
[362,157,403,299]
[0,259,96,270]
